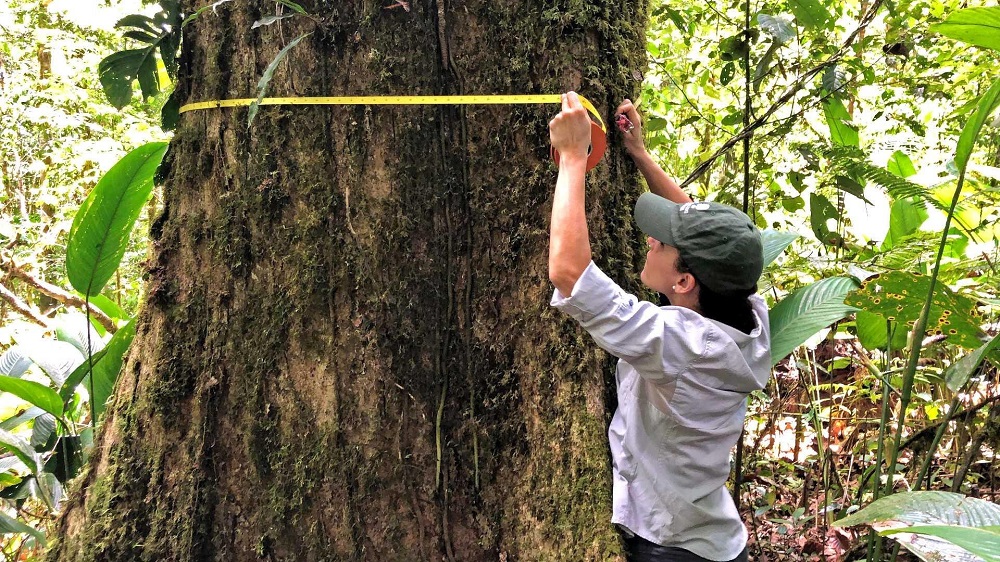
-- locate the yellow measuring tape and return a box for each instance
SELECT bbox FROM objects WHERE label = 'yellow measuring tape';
[179,94,609,170]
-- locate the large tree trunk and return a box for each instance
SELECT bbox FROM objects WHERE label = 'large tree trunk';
[51,1,648,559]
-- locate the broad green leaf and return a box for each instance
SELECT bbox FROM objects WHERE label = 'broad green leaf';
[59,347,109,404]
[0,407,45,432]
[837,492,1000,562]
[98,48,159,108]
[55,313,106,356]
[855,310,908,353]
[881,525,1000,562]
[0,347,32,378]
[930,7,1000,52]
[761,230,798,267]
[88,294,126,321]
[757,14,795,44]
[833,175,870,203]
[945,334,1000,392]
[753,42,779,92]
[882,196,928,250]
[845,271,983,349]
[30,413,56,451]
[23,340,83,386]
[0,429,39,473]
[837,491,1000,528]
[823,97,859,147]
[66,142,168,297]
[888,150,917,178]
[0,377,65,418]
[809,193,843,247]
[822,65,846,94]
[248,32,311,127]
[90,320,136,418]
[955,76,1000,170]
[32,471,63,512]
[788,0,832,29]
[0,510,45,544]
[769,276,860,365]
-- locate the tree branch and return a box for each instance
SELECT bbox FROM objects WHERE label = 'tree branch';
[0,255,117,333]
[679,0,886,189]
[0,279,50,328]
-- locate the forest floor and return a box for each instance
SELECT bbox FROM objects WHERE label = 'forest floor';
[741,339,999,561]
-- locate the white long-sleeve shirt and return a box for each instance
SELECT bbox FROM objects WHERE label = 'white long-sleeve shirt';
[551,261,771,561]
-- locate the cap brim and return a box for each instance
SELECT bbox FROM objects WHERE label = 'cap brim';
[634,192,679,246]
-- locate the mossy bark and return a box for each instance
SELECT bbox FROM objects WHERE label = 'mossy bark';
[51,1,648,559]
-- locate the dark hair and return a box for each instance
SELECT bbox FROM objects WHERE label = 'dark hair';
[674,255,757,335]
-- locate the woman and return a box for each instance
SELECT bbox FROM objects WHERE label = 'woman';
[548,92,771,562]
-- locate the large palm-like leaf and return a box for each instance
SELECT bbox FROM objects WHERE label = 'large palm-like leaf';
[66,142,167,297]
[836,492,1000,562]
[769,276,860,365]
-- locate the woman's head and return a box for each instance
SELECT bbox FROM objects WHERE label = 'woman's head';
[634,194,763,333]
[634,193,763,295]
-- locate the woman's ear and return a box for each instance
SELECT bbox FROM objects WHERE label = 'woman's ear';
[674,272,698,294]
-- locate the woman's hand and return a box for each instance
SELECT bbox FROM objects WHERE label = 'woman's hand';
[549,92,592,165]
[615,98,645,157]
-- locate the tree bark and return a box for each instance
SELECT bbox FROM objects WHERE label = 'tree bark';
[51,1,648,560]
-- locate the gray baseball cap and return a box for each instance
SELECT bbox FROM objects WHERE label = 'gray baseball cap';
[634,193,763,294]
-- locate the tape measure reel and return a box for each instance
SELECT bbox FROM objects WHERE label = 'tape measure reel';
[180,94,609,171]
[549,119,607,172]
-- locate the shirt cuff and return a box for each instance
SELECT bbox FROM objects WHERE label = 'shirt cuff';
[550,261,619,322]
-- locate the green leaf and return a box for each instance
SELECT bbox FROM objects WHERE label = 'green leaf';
[757,14,795,44]
[23,340,84,386]
[0,510,45,544]
[836,492,1000,562]
[55,313,105,356]
[761,230,798,267]
[823,97,859,147]
[0,429,39,473]
[822,65,846,94]
[769,276,860,365]
[66,142,168,297]
[881,525,1000,562]
[0,377,64,418]
[0,347,32,378]
[955,76,1000,171]
[753,42,779,92]
[98,49,158,109]
[276,0,308,14]
[59,348,109,405]
[845,271,984,349]
[30,413,56,452]
[887,150,917,178]
[809,193,842,247]
[855,310,908,352]
[833,175,870,203]
[788,0,832,29]
[248,32,312,127]
[0,407,45,432]
[720,61,736,86]
[945,334,1000,392]
[882,196,928,250]
[930,7,1000,52]
[88,294,126,321]
[90,320,136,418]
[837,491,1000,528]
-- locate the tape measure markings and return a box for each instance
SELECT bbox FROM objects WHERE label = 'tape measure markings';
[178,95,607,131]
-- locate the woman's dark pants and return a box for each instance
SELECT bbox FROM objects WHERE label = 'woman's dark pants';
[623,534,749,562]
